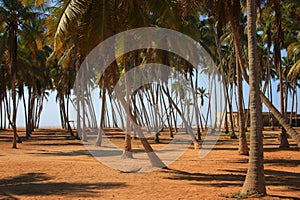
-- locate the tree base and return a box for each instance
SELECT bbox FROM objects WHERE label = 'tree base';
[230,134,238,139]
[238,150,249,156]
[147,152,166,168]
[122,150,133,159]
[193,139,201,149]
[279,133,290,149]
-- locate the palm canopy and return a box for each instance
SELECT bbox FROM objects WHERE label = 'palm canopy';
[51,0,201,56]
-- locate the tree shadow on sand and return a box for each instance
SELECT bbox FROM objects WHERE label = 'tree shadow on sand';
[164,168,300,199]
[163,169,244,187]
[0,173,126,199]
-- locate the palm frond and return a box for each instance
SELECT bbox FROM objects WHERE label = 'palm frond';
[54,0,90,51]
[288,59,300,80]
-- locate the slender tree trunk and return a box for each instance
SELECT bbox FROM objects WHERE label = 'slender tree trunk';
[290,82,296,125]
[96,88,106,146]
[22,88,28,138]
[115,86,165,167]
[0,99,2,130]
[236,54,300,147]
[191,71,201,141]
[81,82,87,141]
[61,95,74,136]
[152,85,160,143]
[162,85,200,149]
[227,0,246,142]
[161,86,173,138]
[236,57,249,155]
[274,0,289,148]
[228,84,237,137]
[269,79,274,130]
[242,1,266,194]
[122,62,133,158]
[9,21,18,148]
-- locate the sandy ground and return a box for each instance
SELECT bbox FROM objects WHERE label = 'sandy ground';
[0,127,299,200]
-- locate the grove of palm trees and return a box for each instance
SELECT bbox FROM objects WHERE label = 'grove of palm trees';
[0,0,299,199]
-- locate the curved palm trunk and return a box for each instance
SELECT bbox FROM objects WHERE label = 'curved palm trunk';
[242,0,266,194]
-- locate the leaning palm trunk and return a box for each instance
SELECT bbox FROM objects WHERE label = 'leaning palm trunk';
[162,86,200,149]
[239,69,300,147]
[115,87,165,167]
[237,52,300,147]
[260,94,300,146]
[228,0,300,148]
[242,0,266,194]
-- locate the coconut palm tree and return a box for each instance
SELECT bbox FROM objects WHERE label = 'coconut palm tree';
[242,0,266,195]
[0,0,42,148]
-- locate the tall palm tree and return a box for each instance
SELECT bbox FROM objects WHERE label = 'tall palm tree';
[273,0,289,148]
[242,0,266,195]
[225,0,249,154]
[0,0,39,148]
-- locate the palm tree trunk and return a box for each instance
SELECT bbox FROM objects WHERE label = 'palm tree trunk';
[290,82,296,125]
[191,72,201,141]
[242,1,266,194]
[115,86,165,167]
[22,89,28,138]
[228,84,237,137]
[236,57,249,155]
[162,85,200,149]
[9,21,18,148]
[237,55,300,147]
[274,0,289,148]
[96,88,106,146]
[269,79,274,130]
[122,62,133,158]
[161,86,173,138]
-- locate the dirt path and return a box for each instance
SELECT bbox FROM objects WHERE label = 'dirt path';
[0,127,299,199]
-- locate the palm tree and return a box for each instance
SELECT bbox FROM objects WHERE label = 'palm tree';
[225,0,249,154]
[0,0,39,148]
[273,0,289,148]
[242,0,266,195]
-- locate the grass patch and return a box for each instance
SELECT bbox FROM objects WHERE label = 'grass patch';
[219,191,264,199]
[225,132,232,136]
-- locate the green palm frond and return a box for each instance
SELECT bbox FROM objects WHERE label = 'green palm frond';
[288,59,300,80]
[54,0,90,51]
[21,0,45,8]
